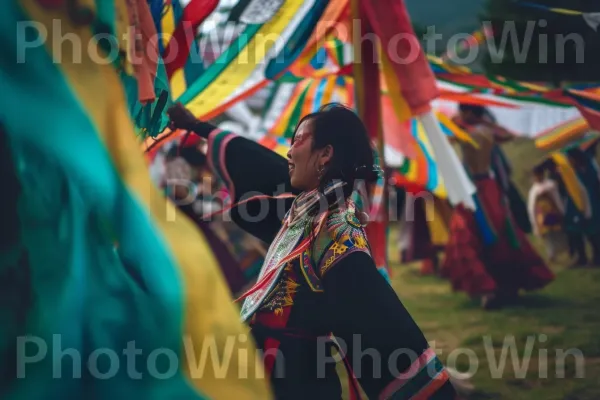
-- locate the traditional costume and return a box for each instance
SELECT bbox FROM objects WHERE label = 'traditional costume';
[527,179,566,259]
[442,122,554,300]
[482,108,531,234]
[188,122,456,399]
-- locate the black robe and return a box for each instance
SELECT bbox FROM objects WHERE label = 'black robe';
[194,124,457,400]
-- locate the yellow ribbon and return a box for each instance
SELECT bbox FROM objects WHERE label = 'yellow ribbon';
[551,152,587,212]
[186,0,306,117]
[380,46,412,123]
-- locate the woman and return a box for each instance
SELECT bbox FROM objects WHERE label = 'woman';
[444,104,553,310]
[483,109,531,234]
[168,103,456,399]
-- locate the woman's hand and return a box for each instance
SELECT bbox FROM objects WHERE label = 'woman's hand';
[167,103,199,131]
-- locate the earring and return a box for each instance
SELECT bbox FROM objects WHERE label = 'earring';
[317,164,325,180]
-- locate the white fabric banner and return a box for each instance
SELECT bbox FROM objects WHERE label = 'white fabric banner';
[433,98,582,138]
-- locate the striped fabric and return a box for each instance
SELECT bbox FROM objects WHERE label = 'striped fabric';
[0,1,270,398]
[161,0,217,79]
[565,88,600,131]
[535,117,591,151]
[428,55,572,107]
[410,119,445,197]
[178,0,311,118]
[286,0,350,79]
[379,349,450,400]
[161,0,217,99]
[268,76,351,137]
[260,67,477,201]
[207,129,238,199]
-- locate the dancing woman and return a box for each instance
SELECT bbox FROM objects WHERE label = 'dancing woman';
[168,103,456,399]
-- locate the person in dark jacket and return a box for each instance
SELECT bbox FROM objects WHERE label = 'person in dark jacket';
[168,102,457,399]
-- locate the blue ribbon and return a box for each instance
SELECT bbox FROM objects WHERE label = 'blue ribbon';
[265,0,330,79]
[472,193,498,246]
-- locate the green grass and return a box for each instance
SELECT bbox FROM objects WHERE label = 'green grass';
[386,246,600,400]
[338,243,600,399]
[381,139,600,399]
[500,138,552,194]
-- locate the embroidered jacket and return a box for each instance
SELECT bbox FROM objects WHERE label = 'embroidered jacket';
[202,127,456,400]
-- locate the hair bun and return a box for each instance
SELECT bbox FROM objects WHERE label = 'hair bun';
[353,165,379,184]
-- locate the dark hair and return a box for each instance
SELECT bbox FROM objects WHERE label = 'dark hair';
[543,159,558,174]
[566,147,586,162]
[459,103,487,118]
[292,103,378,198]
[533,165,545,177]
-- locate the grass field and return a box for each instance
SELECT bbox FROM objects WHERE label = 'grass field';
[342,139,600,399]
[387,247,600,400]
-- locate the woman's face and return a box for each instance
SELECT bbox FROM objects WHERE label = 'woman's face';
[287,120,332,191]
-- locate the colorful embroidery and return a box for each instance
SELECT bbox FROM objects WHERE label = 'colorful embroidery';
[239,200,327,321]
[320,237,356,276]
[346,211,362,228]
[353,234,368,249]
[260,263,300,316]
[315,202,371,277]
[300,250,323,292]
[326,200,369,244]
[244,196,370,317]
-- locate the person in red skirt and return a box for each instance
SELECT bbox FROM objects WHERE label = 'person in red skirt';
[442,104,555,309]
